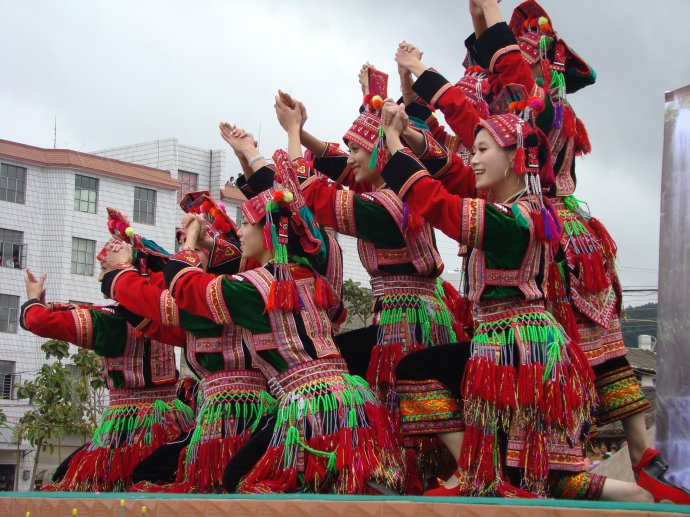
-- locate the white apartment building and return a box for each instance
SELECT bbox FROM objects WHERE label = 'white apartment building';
[0,138,179,491]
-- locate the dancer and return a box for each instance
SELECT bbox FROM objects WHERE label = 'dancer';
[21,263,193,492]
[381,102,657,502]
[100,204,276,493]
[165,150,404,494]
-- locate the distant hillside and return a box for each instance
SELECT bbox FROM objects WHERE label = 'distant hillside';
[621,302,658,348]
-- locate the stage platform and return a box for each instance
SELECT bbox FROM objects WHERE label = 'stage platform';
[2,492,690,517]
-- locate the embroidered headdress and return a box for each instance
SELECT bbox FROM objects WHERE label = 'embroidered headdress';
[477,112,561,243]
[241,150,331,312]
[100,207,171,273]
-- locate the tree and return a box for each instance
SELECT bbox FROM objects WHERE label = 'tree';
[342,279,374,328]
[14,339,105,489]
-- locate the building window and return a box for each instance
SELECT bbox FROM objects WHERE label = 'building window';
[0,294,19,334]
[71,237,96,276]
[133,187,156,225]
[0,228,25,269]
[0,163,27,204]
[74,175,98,214]
[0,360,16,399]
[178,170,199,203]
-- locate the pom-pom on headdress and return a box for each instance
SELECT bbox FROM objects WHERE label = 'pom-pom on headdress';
[344,67,390,175]
[180,190,237,239]
[101,207,171,273]
[509,0,596,95]
[241,150,331,312]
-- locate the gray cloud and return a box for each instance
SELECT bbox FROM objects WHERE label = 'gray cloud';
[2,0,687,303]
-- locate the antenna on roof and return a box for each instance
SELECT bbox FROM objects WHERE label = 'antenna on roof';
[53,116,57,149]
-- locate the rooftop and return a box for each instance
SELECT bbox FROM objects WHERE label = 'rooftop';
[0,139,179,189]
[625,347,657,375]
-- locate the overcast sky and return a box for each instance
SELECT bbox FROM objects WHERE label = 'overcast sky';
[2,0,689,308]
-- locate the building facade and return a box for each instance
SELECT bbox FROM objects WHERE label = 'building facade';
[0,139,179,490]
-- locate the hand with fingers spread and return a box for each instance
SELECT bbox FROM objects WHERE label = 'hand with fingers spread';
[25,267,47,302]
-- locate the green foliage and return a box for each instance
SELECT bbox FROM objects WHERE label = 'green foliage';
[342,279,374,327]
[621,303,658,348]
[14,341,106,452]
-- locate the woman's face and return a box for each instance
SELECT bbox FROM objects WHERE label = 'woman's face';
[470,129,513,192]
[346,142,377,183]
[237,218,265,261]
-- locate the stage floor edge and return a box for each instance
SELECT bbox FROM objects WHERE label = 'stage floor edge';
[1,492,689,517]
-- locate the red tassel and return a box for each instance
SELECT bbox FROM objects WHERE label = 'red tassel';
[563,105,576,138]
[531,210,545,240]
[588,217,618,259]
[265,282,277,312]
[513,146,527,174]
[555,301,580,344]
[575,117,591,155]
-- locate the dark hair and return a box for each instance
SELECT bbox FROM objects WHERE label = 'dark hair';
[259,209,308,259]
[474,126,549,171]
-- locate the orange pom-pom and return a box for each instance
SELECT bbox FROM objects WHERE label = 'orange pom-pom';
[371,95,384,110]
[509,101,517,111]
[210,208,219,218]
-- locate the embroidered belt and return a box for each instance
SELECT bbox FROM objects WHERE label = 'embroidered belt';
[267,357,348,398]
[370,275,437,298]
[473,297,548,324]
[200,369,268,397]
[109,384,177,406]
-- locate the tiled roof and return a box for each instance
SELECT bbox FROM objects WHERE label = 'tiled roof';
[220,185,246,203]
[625,347,657,374]
[0,139,179,189]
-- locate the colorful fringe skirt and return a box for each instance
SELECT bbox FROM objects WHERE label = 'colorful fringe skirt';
[368,275,456,410]
[43,384,194,492]
[239,357,405,494]
[458,299,597,496]
[136,369,275,493]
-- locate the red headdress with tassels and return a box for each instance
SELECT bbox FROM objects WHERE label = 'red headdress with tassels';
[509,1,594,197]
[477,111,562,244]
[343,67,390,175]
[180,190,238,239]
[241,150,334,313]
[100,207,172,274]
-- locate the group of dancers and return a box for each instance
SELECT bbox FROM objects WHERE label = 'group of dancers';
[19,0,690,504]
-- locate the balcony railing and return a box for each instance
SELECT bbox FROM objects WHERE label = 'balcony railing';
[0,372,20,399]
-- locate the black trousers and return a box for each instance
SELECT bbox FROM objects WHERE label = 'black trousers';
[333,325,379,378]
[395,342,472,398]
[222,415,276,491]
[131,429,194,483]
